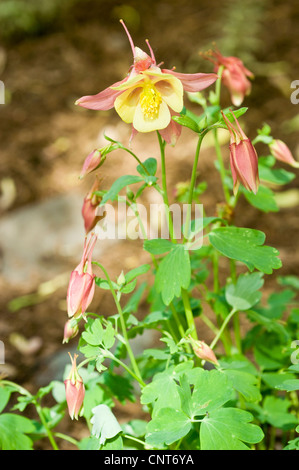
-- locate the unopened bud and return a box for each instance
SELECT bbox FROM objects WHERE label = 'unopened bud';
[63,319,79,344]
[189,336,219,365]
[80,149,102,179]
[64,353,85,420]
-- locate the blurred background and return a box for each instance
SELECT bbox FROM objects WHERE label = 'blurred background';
[0,0,298,446]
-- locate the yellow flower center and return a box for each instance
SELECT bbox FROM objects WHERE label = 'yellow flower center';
[140,82,162,120]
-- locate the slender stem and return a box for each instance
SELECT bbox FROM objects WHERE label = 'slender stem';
[210,308,237,351]
[0,380,32,397]
[54,432,80,447]
[122,146,150,175]
[123,434,153,449]
[201,314,219,336]
[183,134,204,242]
[212,249,220,293]
[213,65,231,204]
[35,402,59,450]
[181,288,198,340]
[104,351,146,387]
[213,128,231,204]
[157,132,176,242]
[169,302,187,339]
[94,262,143,385]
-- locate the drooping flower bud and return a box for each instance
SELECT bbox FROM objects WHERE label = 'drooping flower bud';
[64,353,85,420]
[205,48,254,106]
[269,139,299,168]
[67,232,97,320]
[80,149,102,179]
[81,176,105,234]
[189,336,219,365]
[63,319,79,344]
[221,110,259,195]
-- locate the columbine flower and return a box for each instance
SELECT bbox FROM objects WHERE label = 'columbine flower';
[76,20,217,144]
[67,232,97,320]
[205,48,254,106]
[221,110,259,195]
[82,176,105,233]
[64,353,85,420]
[269,139,299,168]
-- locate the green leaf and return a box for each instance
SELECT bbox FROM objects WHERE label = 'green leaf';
[262,396,298,430]
[223,370,261,402]
[225,272,264,311]
[259,166,295,185]
[81,318,104,346]
[155,245,191,305]
[90,404,122,446]
[244,185,279,213]
[99,372,135,404]
[146,408,191,447]
[123,282,147,314]
[278,275,299,290]
[100,175,144,205]
[140,362,193,415]
[121,419,147,438]
[137,158,157,177]
[209,226,282,274]
[83,386,114,421]
[187,369,234,417]
[0,387,11,413]
[262,372,297,389]
[0,414,35,450]
[143,238,174,255]
[200,408,264,450]
[172,114,200,133]
[275,379,299,392]
[124,264,150,283]
[252,332,290,370]
[284,437,299,450]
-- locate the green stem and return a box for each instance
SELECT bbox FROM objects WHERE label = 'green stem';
[93,262,143,386]
[213,128,231,204]
[215,65,224,103]
[183,134,204,242]
[212,249,220,293]
[229,259,241,352]
[35,402,59,450]
[213,65,231,204]
[181,288,198,341]
[123,434,153,449]
[157,132,176,242]
[104,351,146,387]
[122,146,151,176]
[210,308,237,351]
[0,380,32,397]
[54,432,80,447]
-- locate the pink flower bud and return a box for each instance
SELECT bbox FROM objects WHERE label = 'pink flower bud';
[80,149,102,179]
[81,176,105,233]
[67,232,97,320]
[64,353,85,420]
[63,320,79,344]
[269,139,299,168]
[190,338,219,366]
[205,48,254,106]
[221,110,259,195]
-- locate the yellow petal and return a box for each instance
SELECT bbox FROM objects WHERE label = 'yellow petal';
[155,76,184,113]
[114,87,142,123]
[111,74,145,91]
[133,99,171,133]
